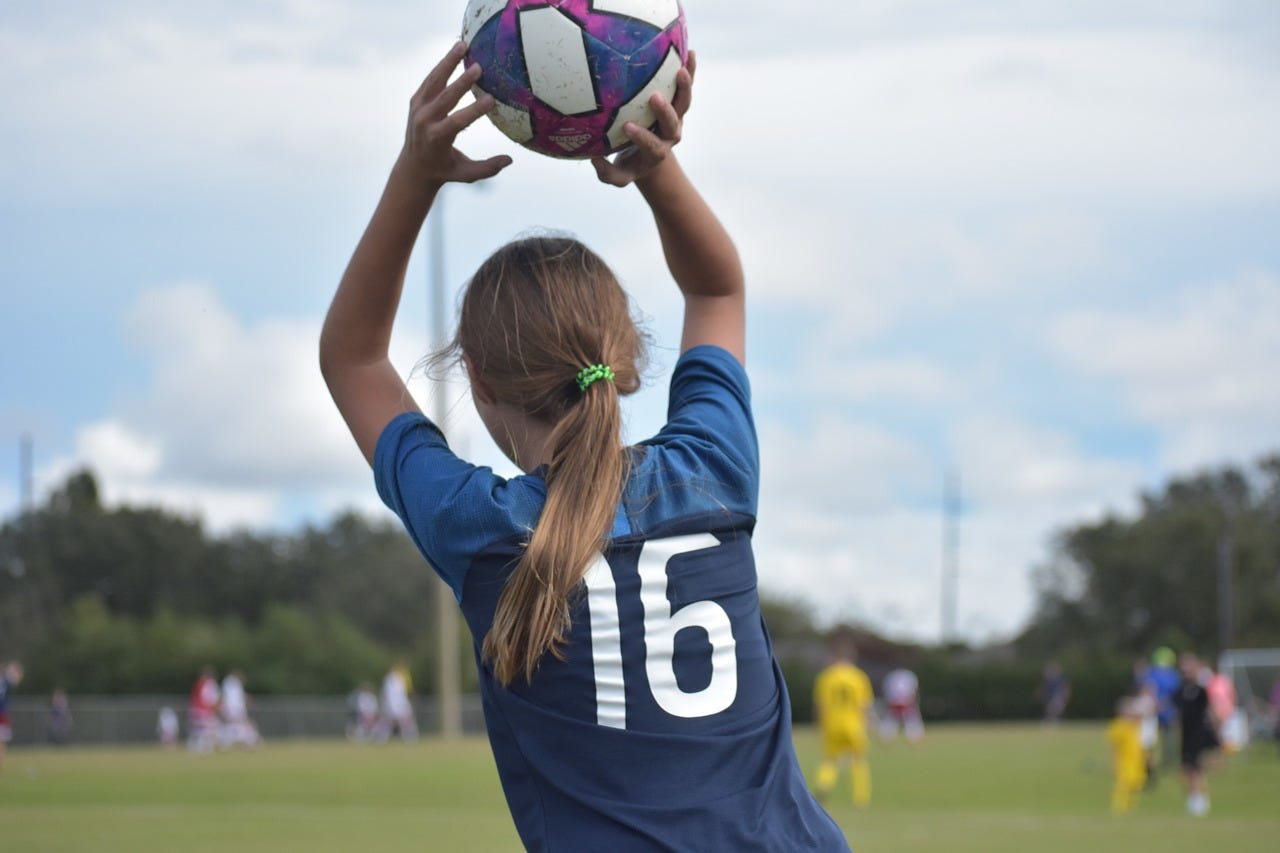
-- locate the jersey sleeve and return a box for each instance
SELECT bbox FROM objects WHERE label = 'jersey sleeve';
[374,411,540,601]
[641,345,759,514]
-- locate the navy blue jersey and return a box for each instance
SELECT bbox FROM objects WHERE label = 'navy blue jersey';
[377,345,848,852]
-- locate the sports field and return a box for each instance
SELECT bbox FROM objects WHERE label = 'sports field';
[2,724,1275,852]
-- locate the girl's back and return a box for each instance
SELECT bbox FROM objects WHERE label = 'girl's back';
[377,345,839,850]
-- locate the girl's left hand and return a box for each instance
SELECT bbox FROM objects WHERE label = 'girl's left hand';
[592,51,696,187]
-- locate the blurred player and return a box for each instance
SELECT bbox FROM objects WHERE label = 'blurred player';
[46,688,73,745]
[1177,651,1220,817]
[188,666,220,753]
[1270,678,1280,756]
[1205,666,1245,754]
[1038,661,1071,725]
[376,662,418,742]
[157,705,180,749]
[1145,647,1181,767]
[813,633,874,807]
[346,682,379,742]
[1132,681,1159,788]
[0,660,23,773]
[880,667,924,744]
[219,669,261,749]
[1106,696,1147,814]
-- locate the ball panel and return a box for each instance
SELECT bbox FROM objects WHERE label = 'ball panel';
[529,103,613,157]
[575,4,665,60]
[606,45,681,149]
[461,0,509,45]
[616,17,686,103]
[589,0,680,30]
[519,6,600,116]
[475,85,535,144]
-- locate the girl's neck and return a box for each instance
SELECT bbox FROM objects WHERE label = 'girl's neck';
[478,400,557,474]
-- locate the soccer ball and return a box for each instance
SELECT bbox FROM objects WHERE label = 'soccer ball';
[461,0,689,159]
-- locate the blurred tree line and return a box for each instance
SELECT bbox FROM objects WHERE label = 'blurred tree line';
[0,470,469,695]
[1019,453,1280,659]
[2,456,1277,720]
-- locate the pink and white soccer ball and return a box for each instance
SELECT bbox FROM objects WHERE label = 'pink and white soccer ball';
[461,0,689,159]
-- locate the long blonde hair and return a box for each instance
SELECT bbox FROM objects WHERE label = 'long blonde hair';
[450,236,646,685]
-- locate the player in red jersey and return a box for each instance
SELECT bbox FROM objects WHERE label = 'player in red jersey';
[188,666,221,754]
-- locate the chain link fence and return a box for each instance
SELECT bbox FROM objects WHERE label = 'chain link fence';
[5,694,486,747]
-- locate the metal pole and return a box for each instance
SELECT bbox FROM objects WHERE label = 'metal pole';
[1216,530,1234,655]
[19,432,34,512]
[428,193,462,740]
[942,467,960,643]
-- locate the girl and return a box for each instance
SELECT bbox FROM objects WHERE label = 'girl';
[321,43,848,851]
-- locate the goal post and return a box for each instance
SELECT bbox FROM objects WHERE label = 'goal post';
[1219,649,1280,743]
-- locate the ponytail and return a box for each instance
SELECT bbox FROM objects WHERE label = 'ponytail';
[484,377,628,685]
[451,235,646,687]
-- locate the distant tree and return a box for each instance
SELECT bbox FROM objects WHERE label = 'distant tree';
[1022,454,1280,657]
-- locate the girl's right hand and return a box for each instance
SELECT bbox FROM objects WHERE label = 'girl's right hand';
[400,42,513,187]
[592,51,696,188]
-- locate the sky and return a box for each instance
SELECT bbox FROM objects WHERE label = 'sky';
[2,1,1278,643]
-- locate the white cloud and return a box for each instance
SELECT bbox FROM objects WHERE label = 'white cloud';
[77,421,162,480]
[761,416,933,512]
[5,5,1278,212]
[5,0,1279,641]
[748,410,1144,641]
[689,32,1280,206]
[35,282,442,530]
[1051,270,1280,469]
[951,416,1142,511]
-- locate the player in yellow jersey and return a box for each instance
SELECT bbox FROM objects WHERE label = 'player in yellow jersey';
[813,633,875,807]
[1106,696,1148,814]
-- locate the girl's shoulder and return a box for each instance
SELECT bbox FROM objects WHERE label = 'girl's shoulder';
[375,411,548,597]
[624,346,760,531]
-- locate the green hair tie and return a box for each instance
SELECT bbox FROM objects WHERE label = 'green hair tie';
[576,364,615,393]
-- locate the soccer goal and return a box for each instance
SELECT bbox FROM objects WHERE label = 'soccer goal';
[1219,649,1280,744]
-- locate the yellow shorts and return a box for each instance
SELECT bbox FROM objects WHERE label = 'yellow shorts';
[1116,762,1146,791]
[822,723,869,759]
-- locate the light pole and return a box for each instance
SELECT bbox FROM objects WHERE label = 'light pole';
[428,191,462,740]
[19,433,33,513]
[941,467,961,644]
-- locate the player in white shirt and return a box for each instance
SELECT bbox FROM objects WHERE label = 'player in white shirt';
[376,663,418,742]
[157,706,180,748]
[219,669,261,749]
[347,683,380,741]
[880,668,925,743]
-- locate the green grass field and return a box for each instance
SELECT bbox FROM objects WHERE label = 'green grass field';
[2,724,1276,852]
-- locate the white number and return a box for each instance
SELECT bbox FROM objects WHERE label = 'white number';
[583,535,739,729]
[584,554,627,729]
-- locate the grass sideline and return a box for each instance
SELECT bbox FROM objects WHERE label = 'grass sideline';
[1,724,1276,852]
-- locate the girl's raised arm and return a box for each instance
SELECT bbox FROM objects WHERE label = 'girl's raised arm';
[591,54,745,364]
[320,44,511,464]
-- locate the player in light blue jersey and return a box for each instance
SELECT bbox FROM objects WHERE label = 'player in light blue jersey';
[321,41,849,852]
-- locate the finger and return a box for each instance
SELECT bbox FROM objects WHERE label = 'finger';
[623,122,667,161]
[442,92,498,136]
[671,66,693,117]
[428,63,484,119]
[591,156,633,188]
[687,50,697,84]
[457,154,514,184]
[412,42,468,107]
[650,92,681,141]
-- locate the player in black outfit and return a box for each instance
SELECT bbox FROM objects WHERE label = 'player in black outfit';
[1176,652,1219,817]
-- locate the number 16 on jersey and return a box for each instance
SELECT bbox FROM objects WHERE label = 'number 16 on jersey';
[584,534,738,730]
